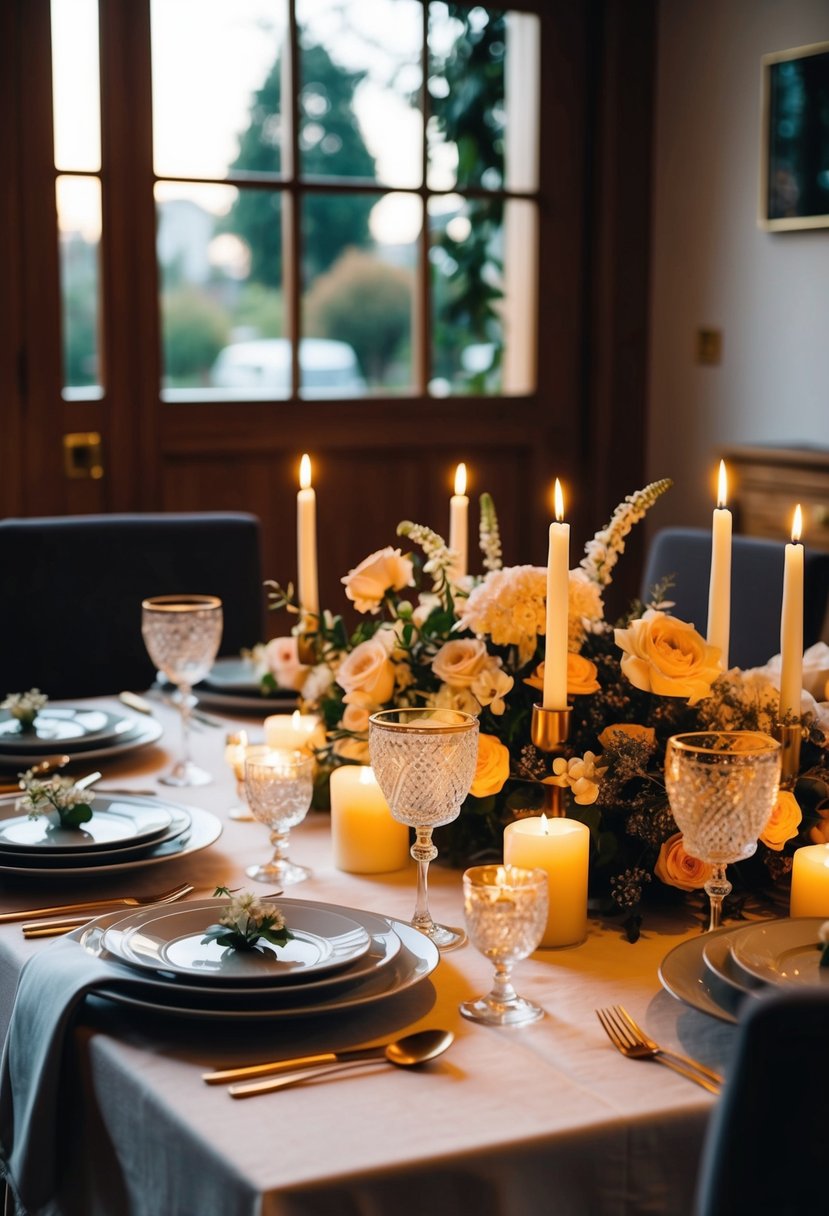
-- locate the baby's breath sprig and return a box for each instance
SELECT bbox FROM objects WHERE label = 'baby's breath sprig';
[478,492,503,572]
[17,771,93,829]
[580,478,673,588]
[202,886,293,953]
[1,689,48,729]
[397,521,456,605]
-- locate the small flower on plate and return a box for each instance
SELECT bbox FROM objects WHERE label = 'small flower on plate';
[16,770,94,829]
[201,886,293,953]
[1,689,48,729]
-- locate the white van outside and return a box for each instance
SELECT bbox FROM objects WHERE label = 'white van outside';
[210,338,367,398]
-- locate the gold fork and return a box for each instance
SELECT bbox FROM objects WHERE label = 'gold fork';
[5,881,195,925]
[595,1006,722,1094]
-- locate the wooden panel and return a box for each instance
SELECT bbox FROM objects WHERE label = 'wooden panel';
[726,446,829,551]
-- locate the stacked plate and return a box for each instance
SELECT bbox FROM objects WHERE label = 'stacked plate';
[0,793,222,878]
[659,916,829,1023]
[0,705,162,769]
[73,897,440,1020]
[195,658,298,714]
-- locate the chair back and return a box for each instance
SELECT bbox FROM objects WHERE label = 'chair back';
[694,987,829,1216]
[640,527,829,669]
[0,512,265,698]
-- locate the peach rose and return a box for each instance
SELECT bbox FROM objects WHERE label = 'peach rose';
[524,653,600,697]
[654,832,713,892]
[341,702,370,735]
[597,723,657,751]
[264,636,308,691]
[431,639,488,688]
[341,547,414,614]
[469,734,510,798]
[335,636,395,704]
[614,610,721,705]
[759,790,802,851]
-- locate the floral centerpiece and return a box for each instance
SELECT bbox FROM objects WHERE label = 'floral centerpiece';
[263,481,829,940]
[201,887,293,953]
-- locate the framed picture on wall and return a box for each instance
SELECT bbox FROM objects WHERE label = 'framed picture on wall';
[759,40,829,231]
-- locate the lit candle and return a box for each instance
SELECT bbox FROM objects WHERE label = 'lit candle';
[449,462,469,581]
[264,709,320,752]
[503,814,589,947]
[542,479,569,710]
[707,459,732,669]
[297,453,319,619]
[779,505,804,721]
[790,843,829,916]
[329,765,411,874]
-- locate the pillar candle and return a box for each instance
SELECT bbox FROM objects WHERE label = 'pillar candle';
[264,710,319,752]
[297,453,319,619]
[790,843,829,916]
[330,765,411,873]
[779,504,804,721]
[449,462,469,582]
[542,478,569,710]
[503,815,589,947]
[707,459,732,668]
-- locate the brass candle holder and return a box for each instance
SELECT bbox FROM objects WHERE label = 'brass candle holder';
[773,721,802,788]
[531,704,572,817]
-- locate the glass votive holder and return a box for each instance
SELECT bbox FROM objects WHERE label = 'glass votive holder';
[224,732,267,821]
[460,864,548,1026]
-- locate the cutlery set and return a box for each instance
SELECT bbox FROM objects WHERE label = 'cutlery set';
[595,1005,722,1094]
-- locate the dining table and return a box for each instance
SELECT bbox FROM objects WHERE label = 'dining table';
[0,696,738,1216]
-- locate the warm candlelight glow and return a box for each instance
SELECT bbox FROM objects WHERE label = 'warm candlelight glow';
[717,459,728,508]
[291,709,301,728]
[299,453,312,490]
[454,462,467,496]
[329,765,410,874]
[540,813,550,835]
[792,504,803,543]
[554,479,565,522]
[358,767,375,787]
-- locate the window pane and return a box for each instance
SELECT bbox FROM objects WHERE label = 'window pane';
[302,192,420,396]
[428,4,539,193]
[156,183,285,399]
[151,0,287,179]
[56,176,102,396]
[429,195,536,396]
[297,0,423,187]
[51,0,101,172]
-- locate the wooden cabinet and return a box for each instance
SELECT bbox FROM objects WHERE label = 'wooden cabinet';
[725,446,829,550]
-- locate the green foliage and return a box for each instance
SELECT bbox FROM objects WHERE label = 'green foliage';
[161,288,230,381]
[233,283,284,339]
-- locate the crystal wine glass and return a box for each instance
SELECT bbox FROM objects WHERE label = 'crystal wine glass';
[244,749,314,885]
[460,864,548,1025]
[664,730,781,932]
[141,595,223,787]
[368,707,479,950]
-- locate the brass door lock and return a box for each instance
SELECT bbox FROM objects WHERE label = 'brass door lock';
[63,432,104,480]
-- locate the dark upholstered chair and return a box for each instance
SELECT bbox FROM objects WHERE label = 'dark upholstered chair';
[640,527,829,670]
[694,987,829,1216]
[0,512,265,698]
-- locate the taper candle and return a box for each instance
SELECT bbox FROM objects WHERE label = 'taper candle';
[707,459,732,668]
[779,504,804,721]
[449,462,469,581]
[542,479,569,711]
[297,453,319,619]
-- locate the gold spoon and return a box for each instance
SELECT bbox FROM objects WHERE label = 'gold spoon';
[208,1029,455,1097]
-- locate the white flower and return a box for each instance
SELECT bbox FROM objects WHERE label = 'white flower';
[579,479,672,587]
[431,638,488,688]
[1,688,47,723]
[263,637,308,691]
[470,662,514,715]
[433,685,480,716]
[300,663,335,705]
[458,565,547,665]
[549,751,608,805]
[341,547,415,614]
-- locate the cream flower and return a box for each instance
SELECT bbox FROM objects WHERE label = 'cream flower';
[614,609,721,705]
[457,565,547,665]
[264,636,308,691]
[341,547,414,614]
[654,832,713,892]
[548,751,607,805]
[759,790,802,851]
[525,654,600,697]
[340,702,370,735]
[332,735,370,763]
[335,635,395,704]
[431,638,488,688]
[469,734,510,798]
[470,662,514,716]
[433,685,480,716]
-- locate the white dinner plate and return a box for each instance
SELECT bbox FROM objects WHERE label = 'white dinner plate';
[0,804,220,877]
[0,714,163,771]
[194,687,298,714]
[0,802,191,867]
[0,706,136,753]
[729,918,829,988]
[81,903,401,998]
[701,929,765,997]
[658,929,743,1024]
[74,906,439,1020]
[103,900,372,984]
[199,658,266,693]
[0,796,173,853]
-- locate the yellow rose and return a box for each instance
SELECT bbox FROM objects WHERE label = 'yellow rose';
[469,734,510,798]
[523,654,600,696]
[335,636,395,704]
[341,547,414,614]
[614,610,721,705]
[654,832,713,892]
[759,790,802,851]
[597,723,657,750]
[431,639,488,688]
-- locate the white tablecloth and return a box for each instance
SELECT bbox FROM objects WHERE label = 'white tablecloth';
[0,699,736,1216]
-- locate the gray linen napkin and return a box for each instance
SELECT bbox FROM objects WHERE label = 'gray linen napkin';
[0,936,136,1216]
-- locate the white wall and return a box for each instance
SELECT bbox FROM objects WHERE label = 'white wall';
[648,0,829,528]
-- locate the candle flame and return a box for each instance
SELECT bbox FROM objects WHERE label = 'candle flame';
[299,453,312,490]
[540,813,550,835]
[454,462,467,496]
[717,459,728,509]
[291,709,302,728]
[792,504,802,543]
[554,479,564,522]
[359,767,376,786]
